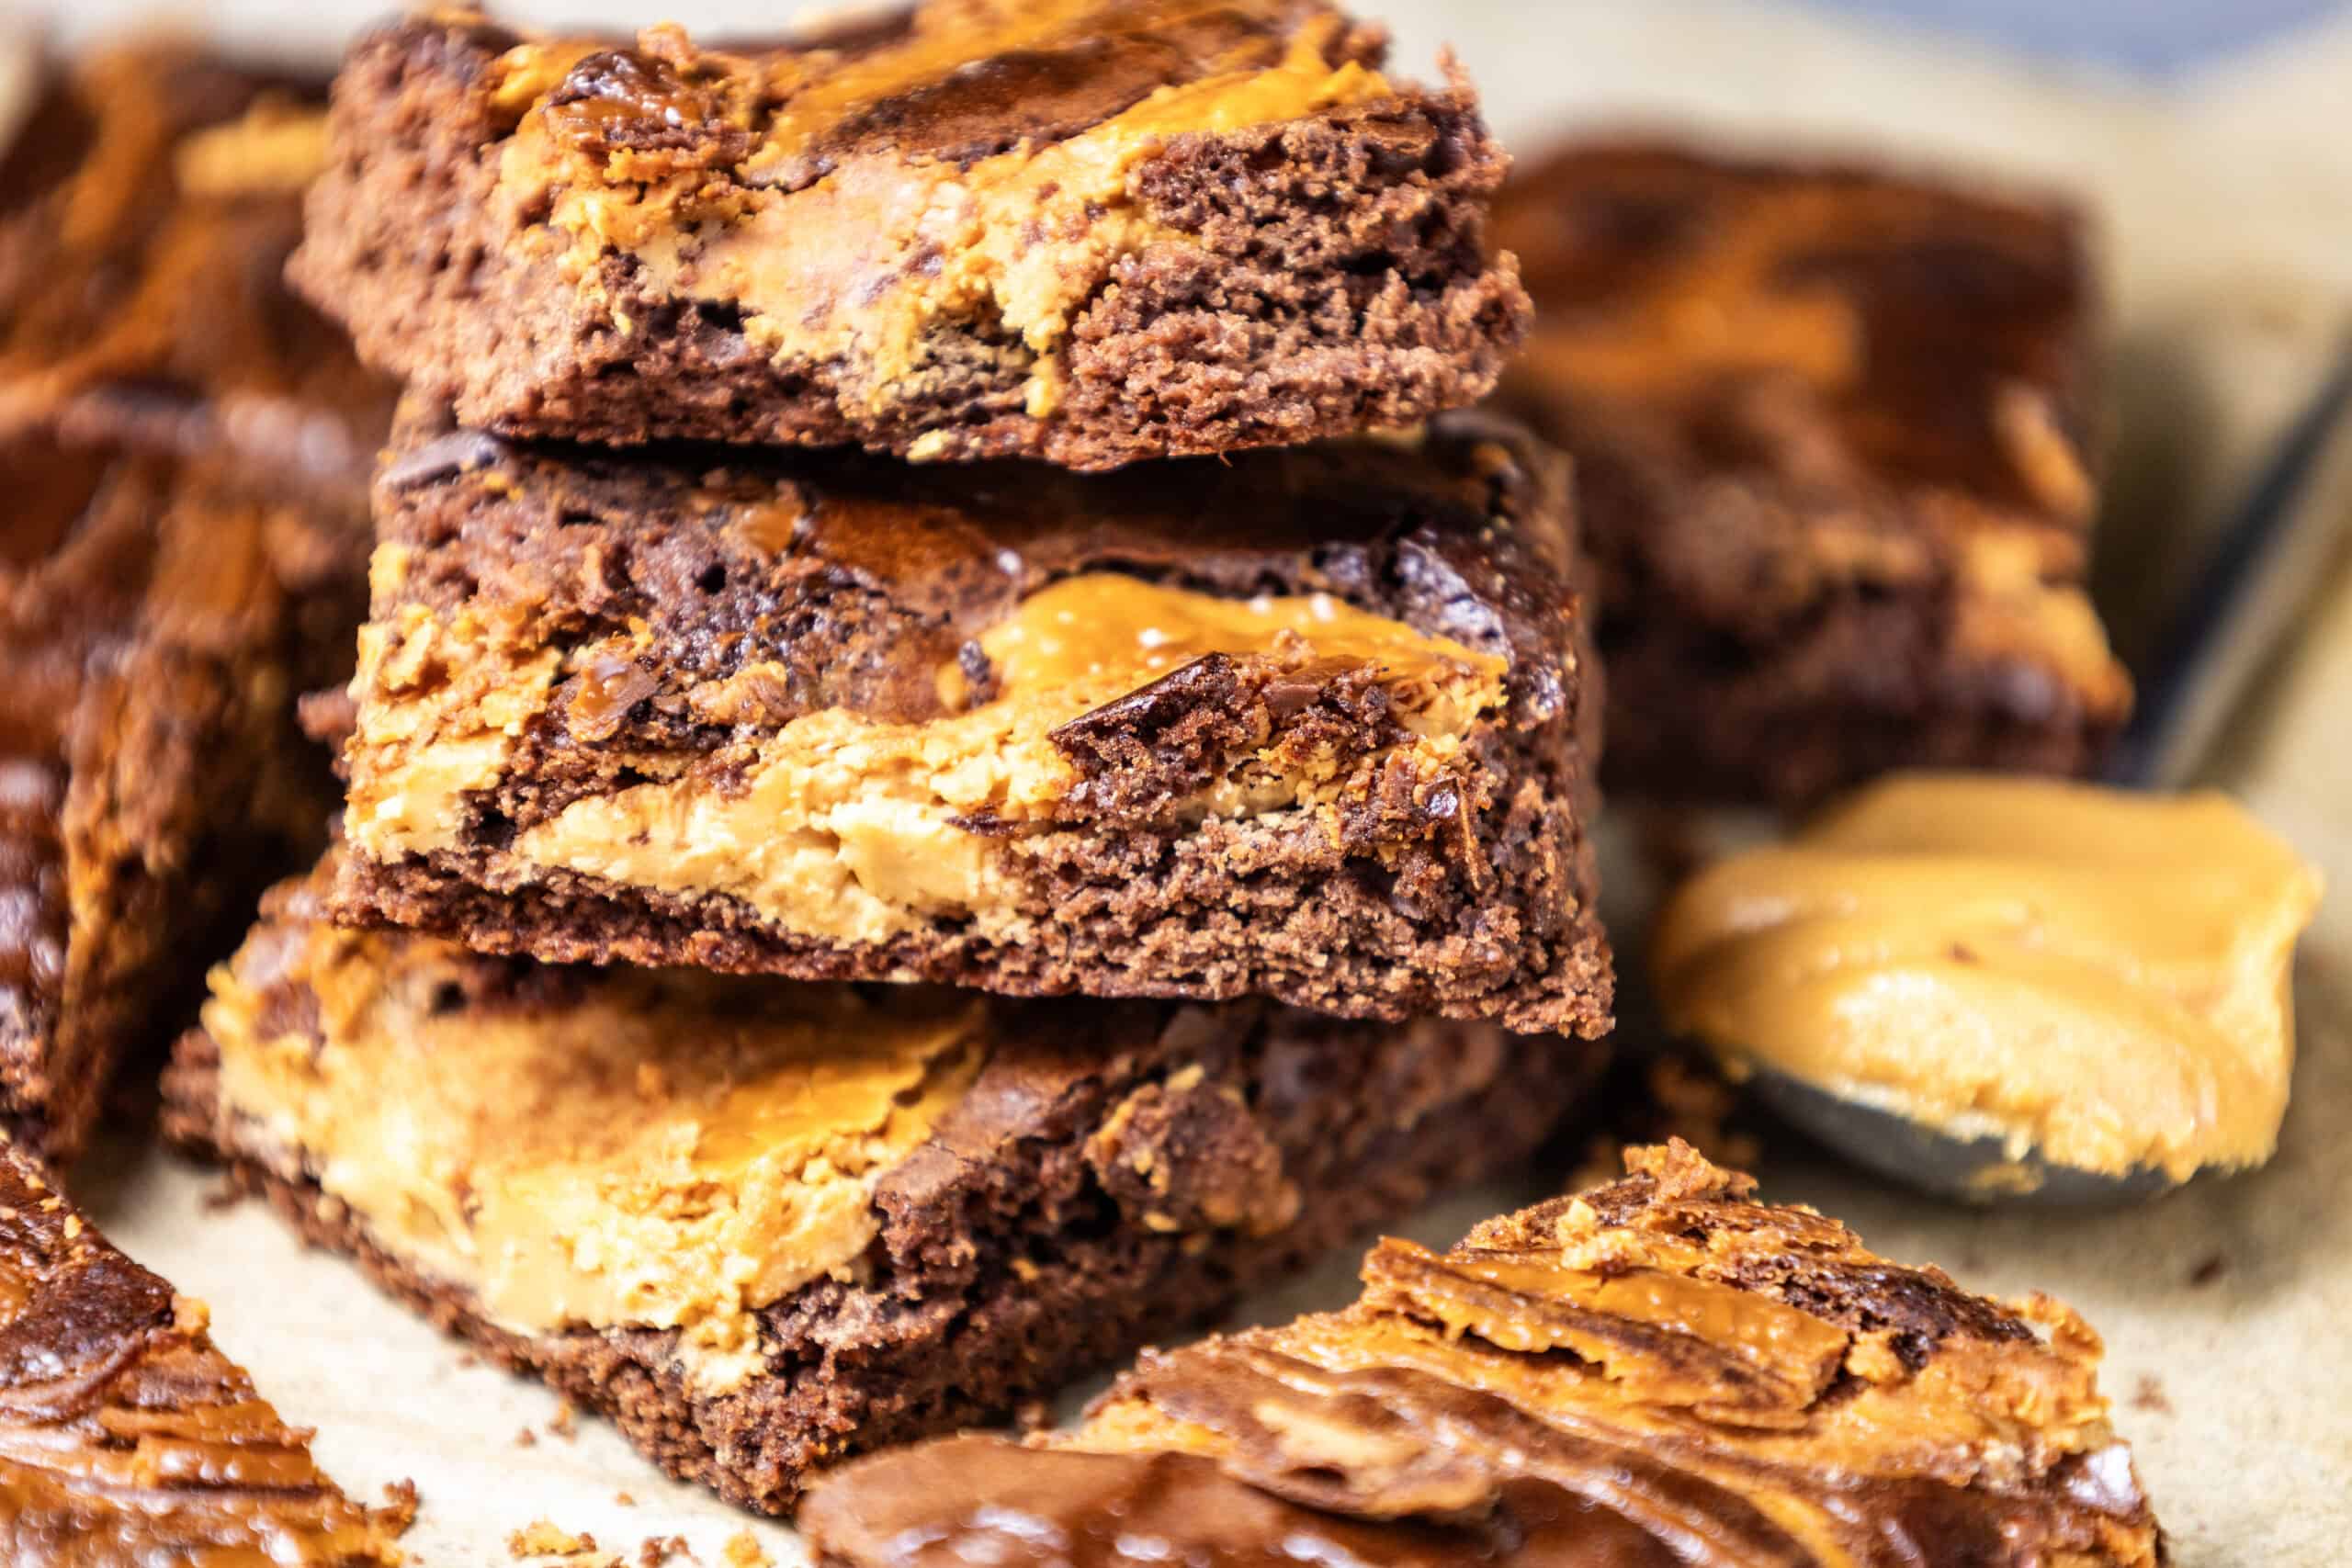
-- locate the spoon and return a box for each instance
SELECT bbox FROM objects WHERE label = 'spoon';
[1730,347,2352,1204]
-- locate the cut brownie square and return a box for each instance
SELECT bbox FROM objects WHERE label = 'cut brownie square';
[1493,141,2132,804]
[804,1142,2164,1566]
[333,403,1610,1034]
[0,1128,408,1562]
[162,852,1609,1513]
[289,2,1533,469]
[0,48,386,1161]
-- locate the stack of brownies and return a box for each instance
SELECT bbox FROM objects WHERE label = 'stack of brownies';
[160,0,1620,1512]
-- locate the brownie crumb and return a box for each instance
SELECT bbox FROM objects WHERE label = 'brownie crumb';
[637,1538,691,1568]
[507,1520,607,1561]
[549,1399,579,1439]
[2129,1375,2173,1416]
[377,1479,421,1538]
[721,1533,773,1568]
[613,1492,636,1507]
[513,1427,537,1449]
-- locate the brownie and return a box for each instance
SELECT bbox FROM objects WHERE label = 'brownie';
[333,402,1611,1034]
[288,2,1532,469]
[1492,141,2132,804]
[0,49,388,1162]
[804,1141,2165,1566]
[0,1128,408,1563]
[0,44,395,477]
[162,852,1610,1514]
[0,422,372,1161]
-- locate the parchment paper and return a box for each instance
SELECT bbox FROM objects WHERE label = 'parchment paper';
[22,3,2352,1562]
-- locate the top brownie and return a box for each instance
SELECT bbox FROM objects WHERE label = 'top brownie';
[290,0,1533,469]
[1493,141,2132,802]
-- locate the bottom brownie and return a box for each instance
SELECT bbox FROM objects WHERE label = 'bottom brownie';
[164,854,1604,1513]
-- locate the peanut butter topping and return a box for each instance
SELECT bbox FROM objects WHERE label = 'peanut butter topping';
[203,906,985,1390]
[351,570,1506,944]
[805,1142,2162,1567]
[482,0,1389,422]
[1655,773,2324,1182]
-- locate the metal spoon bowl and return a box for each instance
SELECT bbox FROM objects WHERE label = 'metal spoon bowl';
[1697,348,2352,1205]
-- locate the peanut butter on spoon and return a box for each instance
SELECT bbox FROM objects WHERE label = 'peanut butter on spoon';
[1654,773,2323,1195]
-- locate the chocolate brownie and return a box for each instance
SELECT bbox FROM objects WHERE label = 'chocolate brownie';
[288,1,1532,469]
[333,402,1610,1034]
[0,420,371,1161]
[0,1128,408,1563]
[0,44,394,477]
[162,851,1609,1513]
[1493,141,2132,804]
[804,1141,2165,1566]
[0,47,388,1162]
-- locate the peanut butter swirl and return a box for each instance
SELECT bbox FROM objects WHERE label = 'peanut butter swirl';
[1655,773,2324,1183]
[463,0,1396,424]
[803,1142,2162,1567]
[0,1134,407,1565]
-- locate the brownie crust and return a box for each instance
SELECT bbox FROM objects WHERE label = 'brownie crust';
[290,5,1532,469]
[164,870,1609,1514]
[335,408,1611,1035]
[1493,140,2131,804]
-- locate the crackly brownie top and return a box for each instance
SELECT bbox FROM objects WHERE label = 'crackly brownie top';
[371,402,1580,739]
[0,1133,408,1565]
[453,0,1385,190]
[804,1141,2163,1567]
[0,43,391,480]
[1496,141,2129,727]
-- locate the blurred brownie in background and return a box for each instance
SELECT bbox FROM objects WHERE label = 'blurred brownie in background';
[1494,141,2131,804]
[0,45,390,1160]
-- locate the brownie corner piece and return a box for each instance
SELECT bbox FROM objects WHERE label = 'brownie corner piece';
[333,403,1611,1034]
[291,0,1532,468]
[1493,139,2131,804]
[803,1139,2165,1567]
[0,1127,408,1562]
[164,849,1610,1511]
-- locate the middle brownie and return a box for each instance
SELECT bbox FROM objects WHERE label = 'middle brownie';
[335,404,1610,1035]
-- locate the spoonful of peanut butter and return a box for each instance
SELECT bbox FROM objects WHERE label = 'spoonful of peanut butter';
[1654,773,2323,1200]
